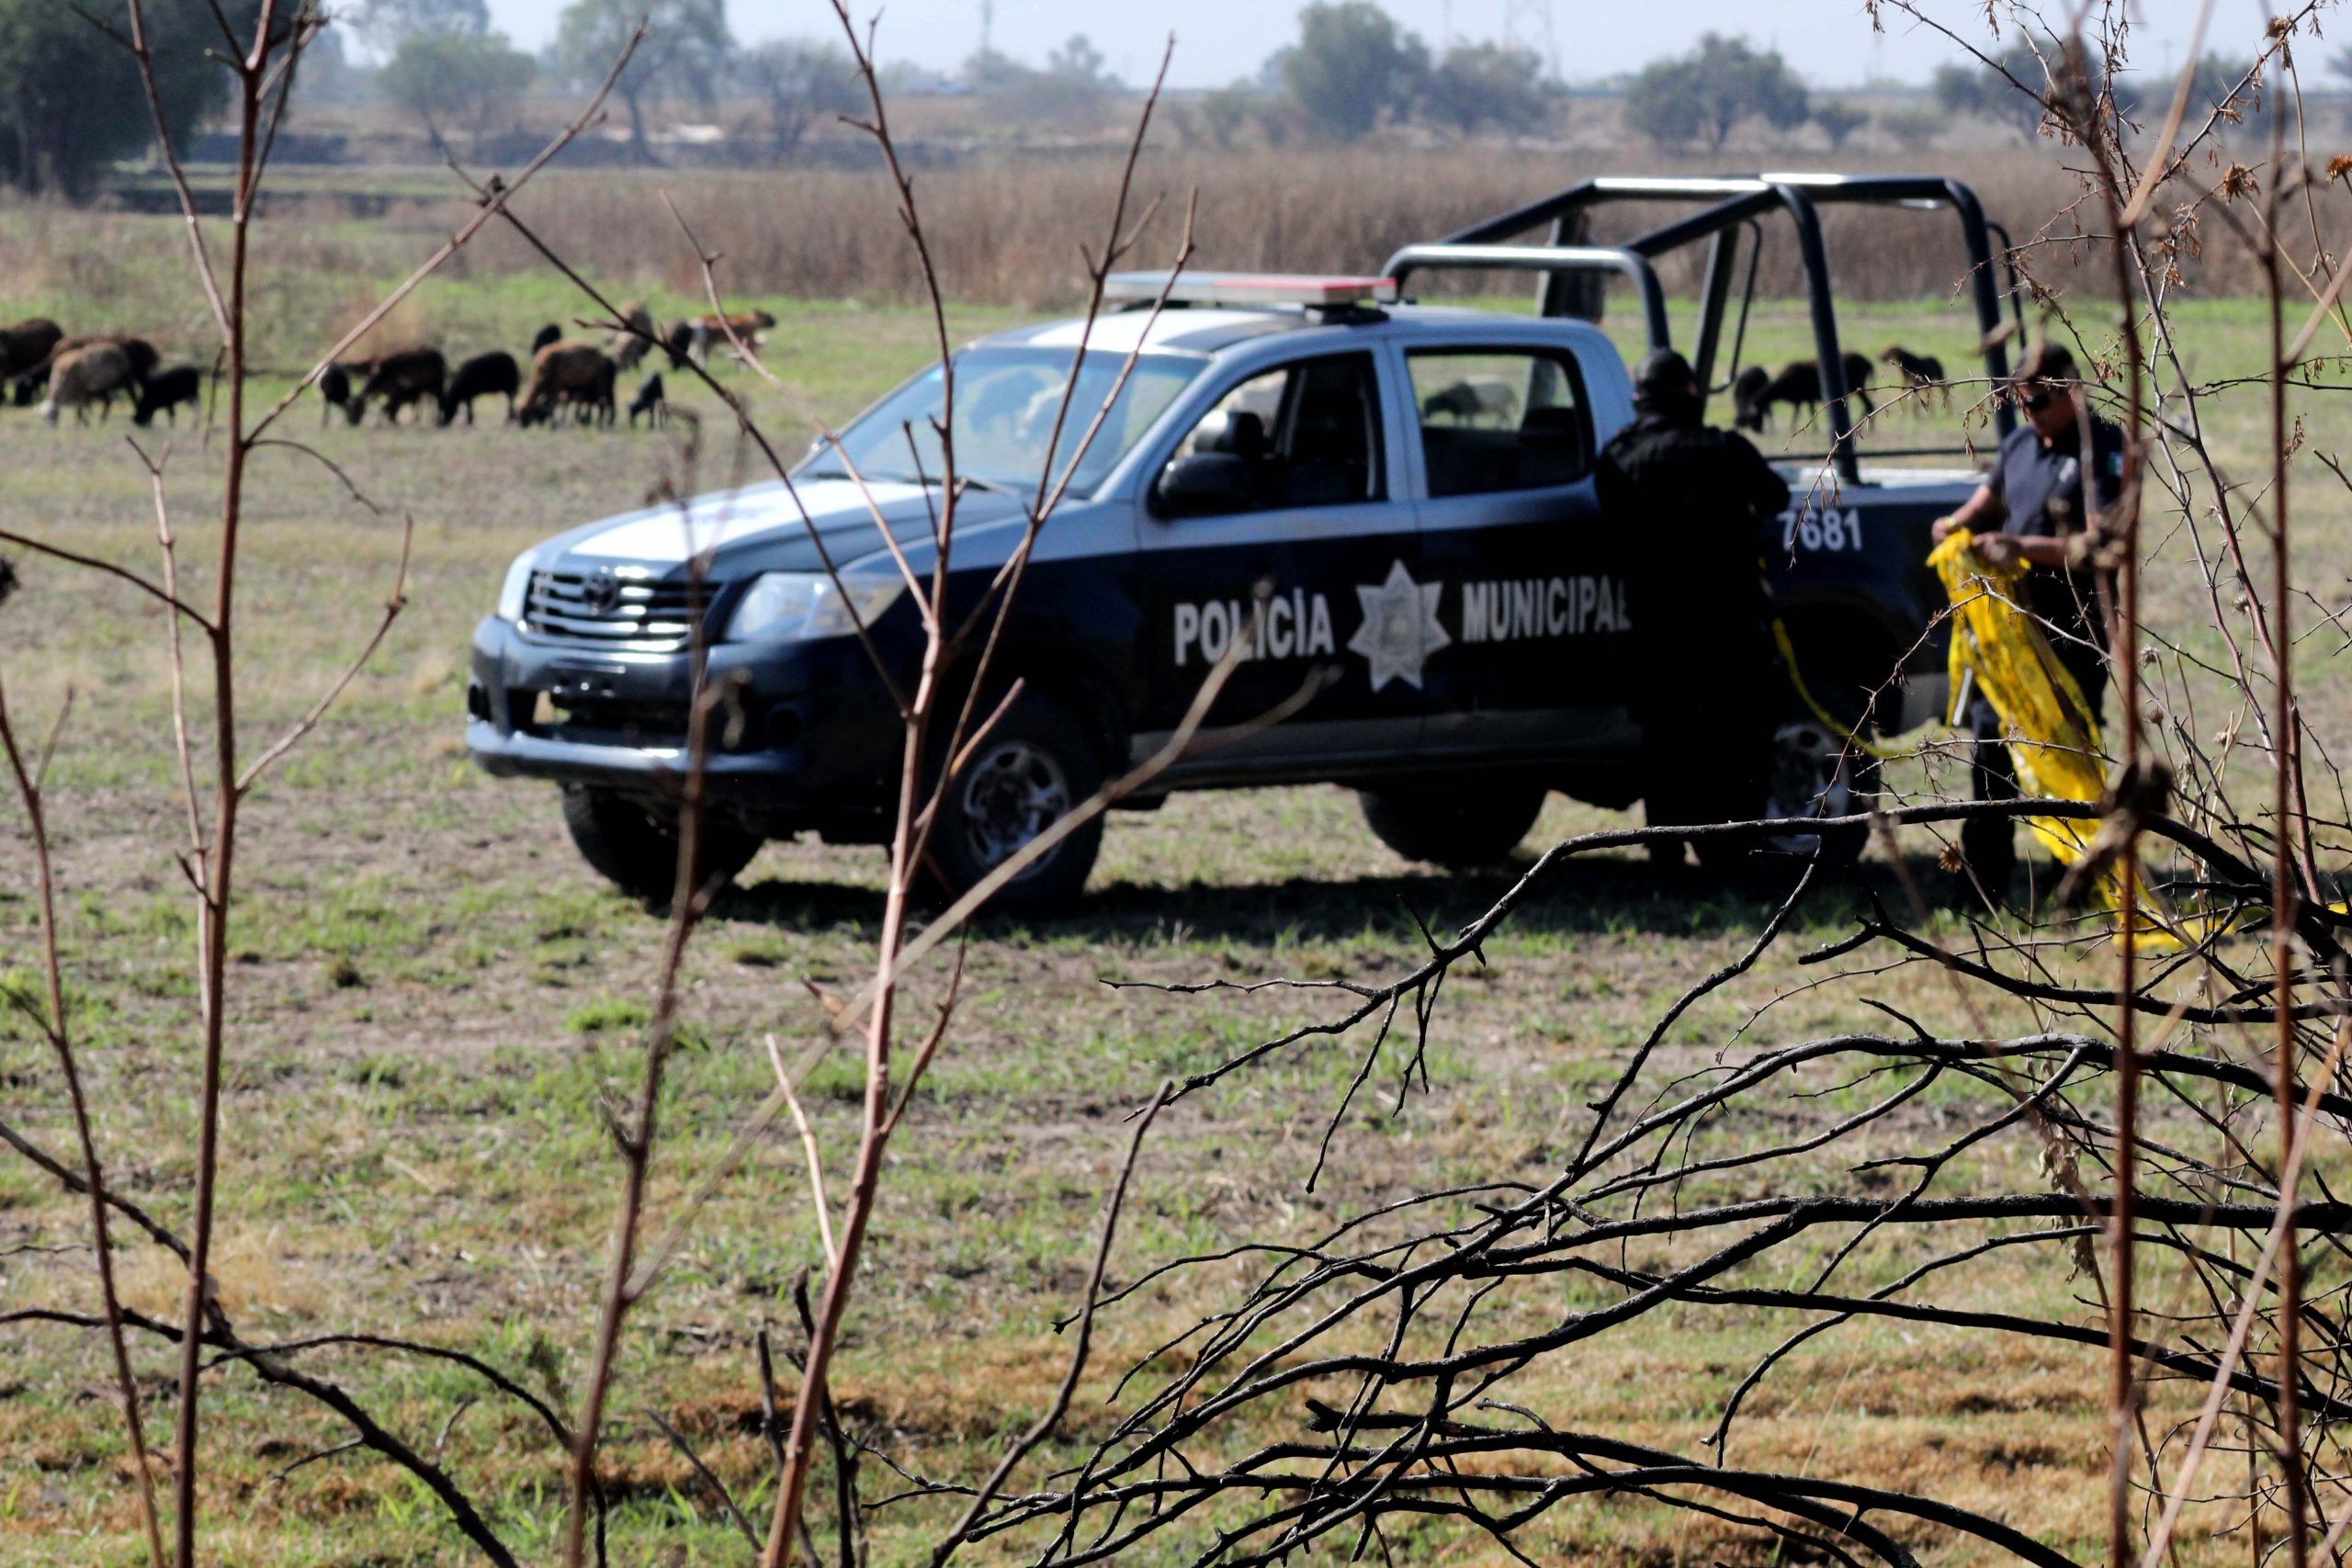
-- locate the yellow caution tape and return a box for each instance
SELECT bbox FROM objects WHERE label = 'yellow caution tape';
[1770,616,1913,762]
[1928,528,2188,944]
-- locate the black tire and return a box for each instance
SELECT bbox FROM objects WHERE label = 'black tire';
[1645,721,1877,872]
[560,786,762,902]
[921,693,1105,916]
[1755,719,1877,868]
[1359,783,1545,869]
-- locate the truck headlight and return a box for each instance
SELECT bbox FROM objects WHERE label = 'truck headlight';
[727,569,907,644]
[497,553,537,623]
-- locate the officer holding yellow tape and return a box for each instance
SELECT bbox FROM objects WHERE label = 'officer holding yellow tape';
[1929,342,2123,897]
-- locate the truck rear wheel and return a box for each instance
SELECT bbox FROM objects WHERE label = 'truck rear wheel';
[1758,719,1876,867]
[921,693,1104,916]
[1359,783,1545,869]
[561,785,762,902]
[1664,722,1873,870]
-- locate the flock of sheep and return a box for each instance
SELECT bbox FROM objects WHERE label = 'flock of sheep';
[0,301,778,434]
[0,318,206,427]
[1729,344,1951,432]
[316,302,775,432]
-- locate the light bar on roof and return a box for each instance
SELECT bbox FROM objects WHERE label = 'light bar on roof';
[1103,271,1399,308]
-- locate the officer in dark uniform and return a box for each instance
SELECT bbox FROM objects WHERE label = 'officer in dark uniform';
[1929,340,2122,898]
[1596,348,1791,852]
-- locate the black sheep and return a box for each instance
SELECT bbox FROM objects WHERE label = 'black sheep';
[320,362,356,427]
[1731,365,1771,432]
[347,347,447,425]
[132,366,204,427]
[1750,354,1877,428]
[627,372,665,428]
[529,322,561,355]
[438,350,521,425]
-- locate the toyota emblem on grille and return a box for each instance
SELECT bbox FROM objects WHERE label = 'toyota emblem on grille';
[582,570,623,615]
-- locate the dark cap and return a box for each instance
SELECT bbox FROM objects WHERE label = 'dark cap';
[2010,339,2076,389]
[1632,347,1697,399]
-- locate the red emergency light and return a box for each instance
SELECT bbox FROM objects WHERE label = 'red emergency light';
[1103,270,1400,308]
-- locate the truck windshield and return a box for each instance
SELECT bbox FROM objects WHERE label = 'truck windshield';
[808,347,1204,500]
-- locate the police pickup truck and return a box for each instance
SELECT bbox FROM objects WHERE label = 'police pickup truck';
[468,174,2024,910]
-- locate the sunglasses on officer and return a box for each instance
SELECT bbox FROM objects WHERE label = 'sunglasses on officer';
[2018,383,2063,412]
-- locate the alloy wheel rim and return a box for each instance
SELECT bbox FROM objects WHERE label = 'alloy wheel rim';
[959,739,1072,877]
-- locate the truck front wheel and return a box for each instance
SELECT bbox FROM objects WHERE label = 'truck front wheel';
[560,785,762,902]
[1359,783,1545,869]
[921,693,1105,916]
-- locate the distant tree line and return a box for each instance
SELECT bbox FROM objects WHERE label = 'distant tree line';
[0,0,2339,200]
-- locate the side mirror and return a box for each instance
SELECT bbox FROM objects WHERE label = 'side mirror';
[1151,452,1254,518]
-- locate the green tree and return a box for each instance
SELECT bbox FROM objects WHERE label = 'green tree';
[352,0,488,51]
[1282,2,1429,142]
[1046,34,1115,87]
[1812,98,1867,151]
[1198,83,1258,148]
[1932,37,2052,141]
[736,39,859,157]
[379,30,534,152]
[1624,35,1808,152]
[1421,41,1552,138]
[1877,103,1943,152]
[0,0,251,198]
[555,0,733,162]
[2188,54,2275,132]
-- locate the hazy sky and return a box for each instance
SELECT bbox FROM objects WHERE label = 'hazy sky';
[478,1,2272,89]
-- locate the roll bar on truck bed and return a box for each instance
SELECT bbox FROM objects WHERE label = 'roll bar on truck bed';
[1381,173,2027,482]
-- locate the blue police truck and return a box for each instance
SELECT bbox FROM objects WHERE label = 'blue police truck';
[468,175,2026,910]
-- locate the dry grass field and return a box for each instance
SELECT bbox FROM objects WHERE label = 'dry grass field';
[0,174,2348,1563]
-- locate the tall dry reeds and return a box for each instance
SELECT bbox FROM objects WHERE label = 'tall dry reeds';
[448,143,2312,309]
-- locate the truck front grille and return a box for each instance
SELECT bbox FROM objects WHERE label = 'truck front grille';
[524,570,711,650]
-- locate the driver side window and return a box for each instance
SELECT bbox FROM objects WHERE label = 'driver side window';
[1160,352,1385,515]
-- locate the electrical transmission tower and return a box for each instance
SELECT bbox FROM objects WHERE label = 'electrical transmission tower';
[1501,0,1557,79]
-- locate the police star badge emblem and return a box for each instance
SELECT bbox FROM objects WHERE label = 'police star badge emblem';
[1347,559,1449,692]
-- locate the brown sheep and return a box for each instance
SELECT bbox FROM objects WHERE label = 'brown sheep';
[347,347,447,425]
[517,341,616,428]
[41,344,136,426]
[17,333,158,403]
[611,300,657,372]
[663,309,774,369]
[0,317,62,379]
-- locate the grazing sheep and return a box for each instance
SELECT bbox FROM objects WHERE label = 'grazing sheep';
[318,361,364,426]
[132,365,205,426]
[40,344,136,426]
[1731,364,1772,432]
[529,321,562,355]
[1881,344,1948,412]
[347,347,447,425]
[627,372,665,428]
[0,317,61,380]
[1419,374,1518,426]
[611,300,656,371]
[665,310,772,369]
[1750,354,1877,428]
[23,333,159,406]
[517,342,616,429]
[23,333,158,388]
[662,319,704,371]
[438,350,521,425]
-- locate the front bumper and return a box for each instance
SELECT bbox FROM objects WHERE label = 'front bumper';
[464,615,903,839]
